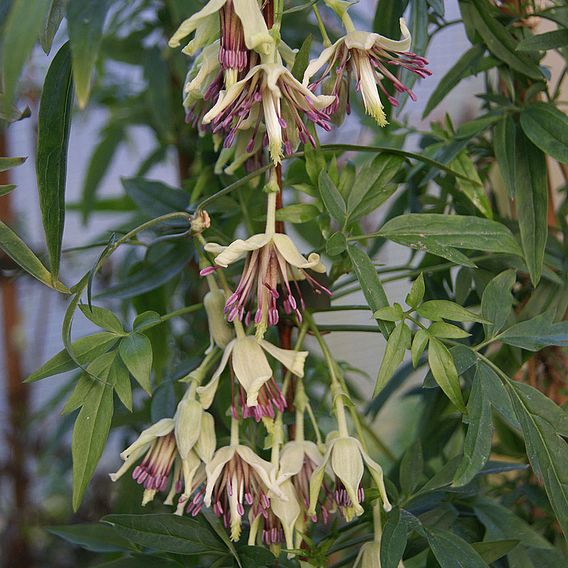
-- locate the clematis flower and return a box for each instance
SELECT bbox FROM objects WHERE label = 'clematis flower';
[202,232,330,331]
[249,479,301,551]
[168,0,273,62]
[109,392,215,507]
[204,443,283,541]
[198,336,307,419]
[308,435,391,521]
[202,62,335,164]
[304,19,430,126]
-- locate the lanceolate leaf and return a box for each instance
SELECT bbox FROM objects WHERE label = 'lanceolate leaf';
[426,528,488,568]
[380,508,408,568]
[469,0,543,80]
[520,102,568,166]
[119,333,153,394]
[66,0,112,108]
[347,244,392,337]
[36,41,74,279]
[25,331,120,383]
[1,0,52,108]
[374,322,411,396]
[454,365,492,486]
[517,29,568,52]
[0,156,26,172]
[376,214,522,263]
[318,170,346,225]
[427,338,466,412]
[0,221,68,292]
[507,382,568,538]
[417,300,488,323]
[72,353,115,510]
[499,312,568,351]
[102,514,227,556]
[481,269,516,338]
[41,0,68,54]
[493,116,518,198]
[451,151,492,218]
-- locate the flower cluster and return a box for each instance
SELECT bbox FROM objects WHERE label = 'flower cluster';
[110,0,430,558]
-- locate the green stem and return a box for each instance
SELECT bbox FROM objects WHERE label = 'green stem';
[313,5,331,46]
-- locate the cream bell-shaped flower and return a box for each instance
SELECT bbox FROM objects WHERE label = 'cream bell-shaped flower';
[202,62,335,165]
[201,232,330,332]
[205,444,284,541]
[249,479,301,551]
[168,0,273,61]
[204,288,235,348]
[198,336,307,419]
[304,19,430,127]
[308,435,391,521]
[353,542,381,568]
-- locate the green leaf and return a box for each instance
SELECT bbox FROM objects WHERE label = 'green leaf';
[508,382,568,538]
[326,232,347,256]
[66,0,111,108]
[133,311,162,331]
[291,34,312,81]
[97,242,193,300]
[79,304,125,334]
[275,203,320,224]
[102,514,226,556]
[454,365,492,486]
[48,523,135,553]
[427,338,466,412]
[514,130,548,286]
[373,0,408,37]
[451,151,492,218]
[477,362,518,429]
[36,41,74,279]
[520,102,568,166]
[423,45,485,117]
[318,170,346,225]
[471,540,519,564]
[498,312,568,351]
[481,269,516,338]
[109,355,132,412]
[41,0,67,54]
[493,116,517,198]
[0,156,26,172]
[346,154,404,220]
[400,440,423,495]
[374,304,404,322]
[474,498,553,550]
[380,508,408,568]
[428,322,470,339]
[0,184,16,196]
[417,300,489,323]
[72,354,114,510]
[81,127,124,221]
[469,0,543,80]
[426,528,489,568]
[517,29,568,52]
[374,322,411,396]
[119,333,153,394]
[144,47,173,142]
[411,329,429,367]
[1,0,52,108]
[406,273,425,309]
[0,94,31,122]
[122,177,188,217]
[0,221,68,292]
[377,214,522,264]
[26,331,120,383]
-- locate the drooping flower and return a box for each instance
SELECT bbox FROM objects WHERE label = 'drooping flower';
[198,335,307,420]
[277,439,330,522]
[353,542,381,568]
[308,435,391,522]
[168,0,274,62]
[204,288,235,349]
[249,479,301,551]
[202,62,335,164]
[202,232,330,331]
[304,19,430,126]
[204,443,283,541]
[109,391,215,507]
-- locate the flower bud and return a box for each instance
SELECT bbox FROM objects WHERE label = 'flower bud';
[204,289,234,348]
[190,210,211,235]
